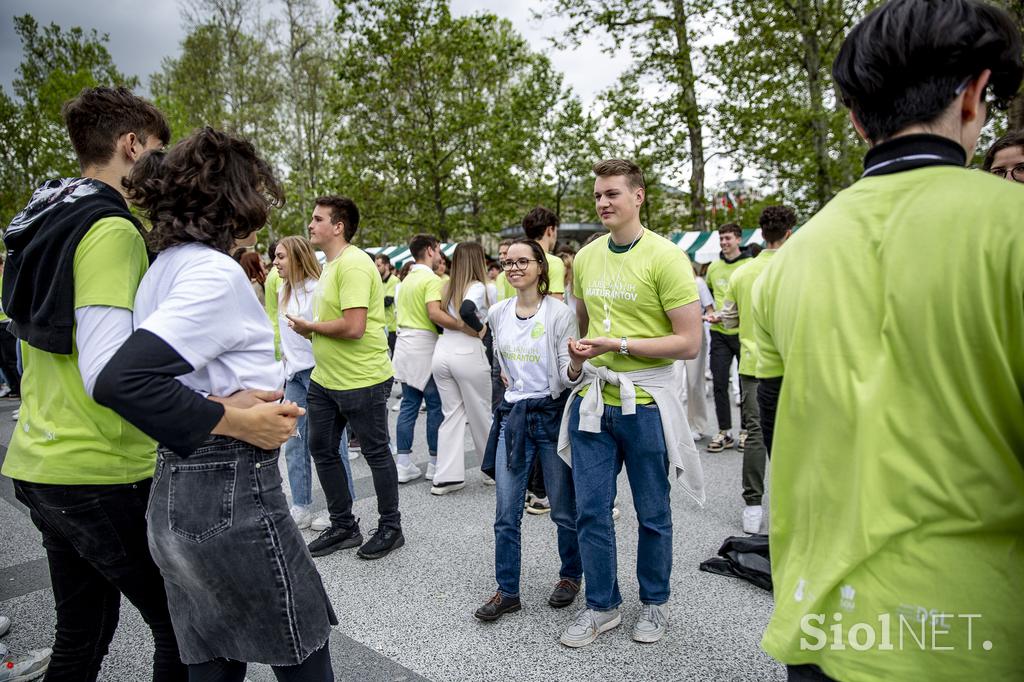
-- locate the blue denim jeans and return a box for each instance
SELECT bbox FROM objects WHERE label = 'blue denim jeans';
[283,368,353,506]
[568,395,672,610]
[494,416,581,598]
[395,378,442,455]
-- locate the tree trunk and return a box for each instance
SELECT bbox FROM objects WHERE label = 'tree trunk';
[794,0,833,209]
[671,0,707,231]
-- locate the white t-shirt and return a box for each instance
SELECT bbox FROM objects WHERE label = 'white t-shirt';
[134,242,284,396]
[696,276,714,309]
[446,280,497,324]
[495,298,550,403]
[278,278,317,379]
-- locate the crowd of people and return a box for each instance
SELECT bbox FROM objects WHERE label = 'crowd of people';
[0,0,1022,680]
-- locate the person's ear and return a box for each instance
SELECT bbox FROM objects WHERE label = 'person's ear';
[635,187,645,206]
[849,110,871,145]
[960,69,991,126]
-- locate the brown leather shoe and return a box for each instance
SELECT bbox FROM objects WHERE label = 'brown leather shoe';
[548,578,581,608]
[474,592,521,621]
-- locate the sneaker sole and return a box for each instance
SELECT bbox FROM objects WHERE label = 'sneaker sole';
[397,472,422,484]
[474,603,521,622]
[430,482,465,495]
[632,625,666,643]
[526,507,551,515]
[309,535,363,558]
[357,534,405,560]
[560,612,622,648]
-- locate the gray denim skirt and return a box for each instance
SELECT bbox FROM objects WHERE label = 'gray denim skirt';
[147,436,337,666]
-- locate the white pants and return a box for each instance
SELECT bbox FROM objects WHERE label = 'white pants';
[431,331,493,484]
[682,329,711,436]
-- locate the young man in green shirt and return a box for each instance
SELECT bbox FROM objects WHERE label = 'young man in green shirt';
[521,207,565,301]
[705,222,749,452]
[0,86,186,680]
[263,239,283,359]
[392,234,464,482]
[562,159,703,647]
[710,205,795,535]
[753,2,1023,679]
[288,195,402,560]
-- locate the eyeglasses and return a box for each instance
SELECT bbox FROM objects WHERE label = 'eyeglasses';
[989,163,1024,183]
[500,258,540,271]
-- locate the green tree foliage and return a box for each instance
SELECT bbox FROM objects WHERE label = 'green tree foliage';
[330,0,562,243]
[710,0,877,214]
[538,94,604,223]
[545,0,713,231]
[0,15,137,226]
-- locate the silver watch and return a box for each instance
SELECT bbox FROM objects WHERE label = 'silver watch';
[619,336,629,356]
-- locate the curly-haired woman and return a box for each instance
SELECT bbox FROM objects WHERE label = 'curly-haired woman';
[94,127,336,681]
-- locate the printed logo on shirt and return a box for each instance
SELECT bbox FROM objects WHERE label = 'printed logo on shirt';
[530,322,545,340]
[584,278,639,302]
[500,343,541,363]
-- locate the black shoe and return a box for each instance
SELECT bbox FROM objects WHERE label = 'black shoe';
[474,592,521,621]
[307,523,363,557]
[548,578,581,608]
[356,526,404,560]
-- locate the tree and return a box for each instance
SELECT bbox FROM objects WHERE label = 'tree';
[1,15,138,226]
[711,0,877,213]
[331,0,561,243]
[544,0,713,231]
[538,94,603,223]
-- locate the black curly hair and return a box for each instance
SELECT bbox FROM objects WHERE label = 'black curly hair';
[125,127,284,254]
[759,205,797,243]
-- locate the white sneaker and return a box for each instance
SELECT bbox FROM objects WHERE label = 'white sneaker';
[348,449,359,461]
[559,607,621,648]
[632,603,668,643]
[425,461,436,480]
[742,505,763,534]
[0,646,51,681]
[290,505,313,530]
[0,614,10,638]
[691,431,703,441]
[0,384,9,398]
[391,401,401,412]
[396,461,422,483]
[310,512,331,532]
[11,408,19,421]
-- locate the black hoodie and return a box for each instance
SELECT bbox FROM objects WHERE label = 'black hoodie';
[2,177,144,354]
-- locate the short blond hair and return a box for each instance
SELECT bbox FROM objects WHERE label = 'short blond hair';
[593,158,645,190]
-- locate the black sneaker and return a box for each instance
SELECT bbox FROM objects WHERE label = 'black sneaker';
[356,526,404,560]
[548,578,581,608]
[307,523,362,557]
[474,592,522,621]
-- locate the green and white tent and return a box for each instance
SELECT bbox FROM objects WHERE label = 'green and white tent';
[366,243,458,270]
[671,229,764,264]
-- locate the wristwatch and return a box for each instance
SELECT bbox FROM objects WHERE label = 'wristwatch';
[619,336,629,356]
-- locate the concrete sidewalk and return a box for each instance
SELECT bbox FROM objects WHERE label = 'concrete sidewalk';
[0,394,783,681]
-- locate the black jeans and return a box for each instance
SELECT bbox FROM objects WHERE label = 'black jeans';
[0,321,21,395]
[709,330,741,431]
[13,479,185,682]
[186,642,332,682]
[307,378,399,531]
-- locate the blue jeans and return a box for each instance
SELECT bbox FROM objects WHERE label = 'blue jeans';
[395,378,442,455]
[494,416,581,598]
[568,395,672,610]
[283,368,354,506]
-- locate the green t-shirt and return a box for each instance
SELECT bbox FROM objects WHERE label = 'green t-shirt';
[494,271,516,301]
[546,251,565,295]
[706,254,749,335]
[396,265,442,332]
[573,230,699,406]
[2,218,156,485]
[754,166,1024,680]
[310,246,393,391]
[382,274,398,333]
[722,249,776,376]
[264,266,283,360]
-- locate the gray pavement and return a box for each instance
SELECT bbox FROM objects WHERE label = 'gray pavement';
[0,391,785,681]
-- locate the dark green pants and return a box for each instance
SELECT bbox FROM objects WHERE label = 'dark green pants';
[740,374,767,505]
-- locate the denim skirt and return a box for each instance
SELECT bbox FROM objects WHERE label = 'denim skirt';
[148,436,337,665]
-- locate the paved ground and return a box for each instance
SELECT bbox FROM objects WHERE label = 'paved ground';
[0,391,784,681]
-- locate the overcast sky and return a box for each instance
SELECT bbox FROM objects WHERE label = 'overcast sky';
[1,0,734,186]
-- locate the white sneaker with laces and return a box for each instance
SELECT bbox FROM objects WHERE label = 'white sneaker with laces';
[559,607,621,648]
[632,603,668,643]
[425,461,436,480]
[289,505,313,530]
[0,645,51,681]
[310,512,331,532]
[742,505,764,534]
[396,461,422,483]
